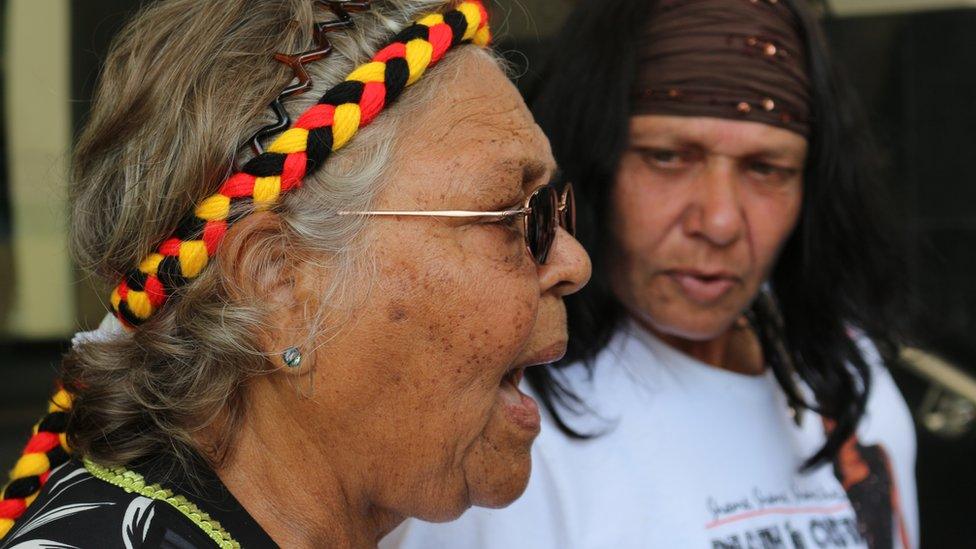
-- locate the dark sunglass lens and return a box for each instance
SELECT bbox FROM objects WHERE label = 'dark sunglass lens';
[528,187,557,264]
[562,184,576,237]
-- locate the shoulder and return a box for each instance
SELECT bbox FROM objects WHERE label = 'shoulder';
[853,335,917,469]
[854,336,915,442]
[1,461,218,549]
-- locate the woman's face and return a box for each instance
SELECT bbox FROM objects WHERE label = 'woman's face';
[302,50,590,522]
[610,114,806,341]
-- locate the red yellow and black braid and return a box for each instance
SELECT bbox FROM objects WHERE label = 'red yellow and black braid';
[111,0,489,328]
[1,2,490,538]
[0,389,72,537]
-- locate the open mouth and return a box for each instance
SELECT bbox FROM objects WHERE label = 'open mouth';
[498,366,539,433]
[494,341,564,433]
[502,367,525,388]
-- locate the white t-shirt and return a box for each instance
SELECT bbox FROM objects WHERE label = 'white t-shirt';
[383,321,918,549]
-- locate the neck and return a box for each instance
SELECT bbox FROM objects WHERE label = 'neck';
[212,391,402,548]
[640,316,765,376]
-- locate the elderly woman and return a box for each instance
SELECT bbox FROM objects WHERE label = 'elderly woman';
[0,0,589,547]
[388,0,918,547]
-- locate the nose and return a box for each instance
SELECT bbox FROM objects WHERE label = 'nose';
[682,161,744,247]
[539,227,591,297]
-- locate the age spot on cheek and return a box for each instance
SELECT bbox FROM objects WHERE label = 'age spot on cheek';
[388,303,408,322]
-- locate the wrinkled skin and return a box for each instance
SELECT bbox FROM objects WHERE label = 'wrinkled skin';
[218,49,591,547]
[610,114,806,369]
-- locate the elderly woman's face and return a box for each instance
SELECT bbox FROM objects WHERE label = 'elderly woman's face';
[301,50,589,521]
[610,114,806,341]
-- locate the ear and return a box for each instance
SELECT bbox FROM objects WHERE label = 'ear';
[214,210,322,374]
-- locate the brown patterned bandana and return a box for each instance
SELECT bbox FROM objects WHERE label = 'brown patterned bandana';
[632,0,812,136]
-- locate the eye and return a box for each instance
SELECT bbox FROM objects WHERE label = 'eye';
[473,210,522,229]
[492,212,523,229]
[475,212,523,245]
[747,161,800,182]
[636,147,688,170]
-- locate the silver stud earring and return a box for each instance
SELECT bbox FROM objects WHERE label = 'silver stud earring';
[282,347,302,368]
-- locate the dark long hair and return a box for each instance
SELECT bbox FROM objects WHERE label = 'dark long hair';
[525,0,909,468]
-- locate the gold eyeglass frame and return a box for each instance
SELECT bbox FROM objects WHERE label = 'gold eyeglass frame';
[338,183,576,264]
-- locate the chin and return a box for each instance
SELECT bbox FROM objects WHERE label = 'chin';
[413,498,471,524]
[642,304,738,342]
[418,460,531,524]
[463,451,533,512]
[479,464,532,510]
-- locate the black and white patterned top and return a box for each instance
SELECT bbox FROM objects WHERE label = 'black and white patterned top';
[1,456,277,548]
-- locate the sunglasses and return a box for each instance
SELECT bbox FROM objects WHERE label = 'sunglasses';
[338,183,576,264]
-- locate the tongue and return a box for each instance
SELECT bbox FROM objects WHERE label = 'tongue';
[498,375,541,432]
[499,375,523,407]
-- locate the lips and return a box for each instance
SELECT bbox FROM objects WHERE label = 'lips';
[497,341,565,433]
[667,269,740,304]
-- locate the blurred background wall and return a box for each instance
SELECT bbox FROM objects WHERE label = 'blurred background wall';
[0,0,972,545]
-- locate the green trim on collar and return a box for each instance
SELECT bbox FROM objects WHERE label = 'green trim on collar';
[83,458,240,549]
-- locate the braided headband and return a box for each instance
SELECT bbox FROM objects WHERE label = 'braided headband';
[111,0,491,329]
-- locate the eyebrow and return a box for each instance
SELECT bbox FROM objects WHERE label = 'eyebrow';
[633,132,805,162]
[470,157,555,205]
[749,147,805,161]
[522,159,550,188]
